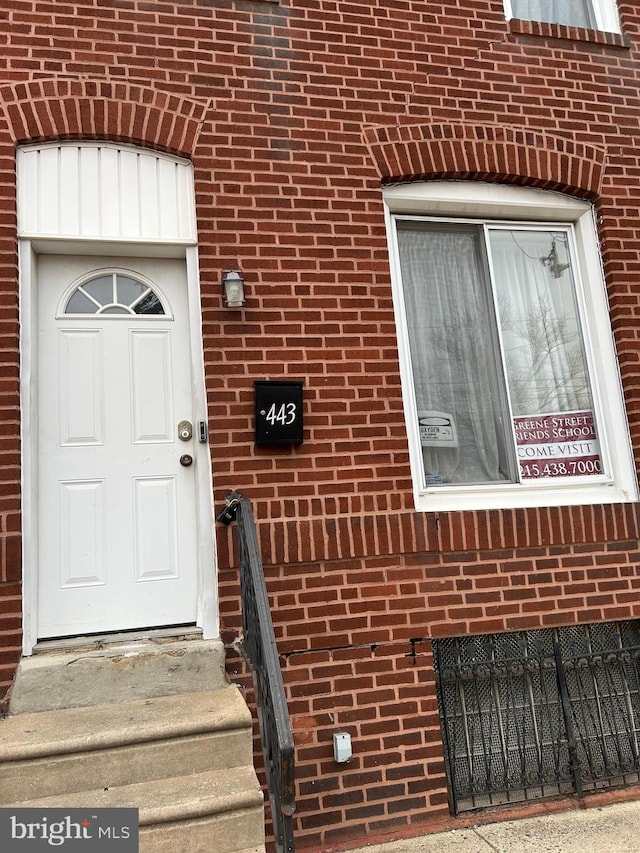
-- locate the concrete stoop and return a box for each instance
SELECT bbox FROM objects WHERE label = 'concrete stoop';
[8,634,230,713]
[0,651,266,853]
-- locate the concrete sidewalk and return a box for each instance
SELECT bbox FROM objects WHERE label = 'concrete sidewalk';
[347,799,640,853]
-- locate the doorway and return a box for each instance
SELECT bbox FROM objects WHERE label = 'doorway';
[35,254,201,639]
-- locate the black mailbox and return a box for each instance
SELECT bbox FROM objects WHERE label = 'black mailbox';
[254,380,304,446]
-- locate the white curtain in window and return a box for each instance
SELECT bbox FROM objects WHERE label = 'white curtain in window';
[397,223,596,488]
[397,224,514,486]
[489,229,593,418]
[510,0,596,27]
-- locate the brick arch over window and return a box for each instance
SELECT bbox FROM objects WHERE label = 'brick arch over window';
[364,123,607,198]
[0,79,208,157]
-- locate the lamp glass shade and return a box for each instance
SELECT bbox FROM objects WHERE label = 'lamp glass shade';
[221,270,246,308]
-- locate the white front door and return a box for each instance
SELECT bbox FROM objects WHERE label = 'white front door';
[36,254,199,639]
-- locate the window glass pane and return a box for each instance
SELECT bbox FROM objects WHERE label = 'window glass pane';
[116,276,146,306]
[397,222,515,486]
[81,275,113,304]
[133,291,164,315]
[65,290,98,314]
[489,228,603,480]
[510,0,596,28]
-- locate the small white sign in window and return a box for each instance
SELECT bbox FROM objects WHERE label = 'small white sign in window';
[418,412,458,448]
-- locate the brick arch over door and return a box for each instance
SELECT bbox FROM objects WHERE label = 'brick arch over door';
[364,123,607,198]
[0,79,208,156]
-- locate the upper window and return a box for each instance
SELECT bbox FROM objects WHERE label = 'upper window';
[62,273,166,317]
[504,0,620,33]
[385,183,637,511]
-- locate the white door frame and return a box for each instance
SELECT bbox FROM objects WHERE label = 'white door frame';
[19,239,218,654]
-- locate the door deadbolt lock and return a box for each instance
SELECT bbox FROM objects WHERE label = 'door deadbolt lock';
[179,454,193,467]
[178,420,193,441]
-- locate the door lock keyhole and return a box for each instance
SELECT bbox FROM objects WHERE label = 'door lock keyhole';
[178,420,193,441]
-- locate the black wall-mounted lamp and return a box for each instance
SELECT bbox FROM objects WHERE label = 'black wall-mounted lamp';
[221,270,246,308]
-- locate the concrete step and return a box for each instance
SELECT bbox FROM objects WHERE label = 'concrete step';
[6,765,265,853]
[9,635,228,713]
[0,686,253,803]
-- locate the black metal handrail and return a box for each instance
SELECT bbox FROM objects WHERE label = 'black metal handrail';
[235,496,296,853]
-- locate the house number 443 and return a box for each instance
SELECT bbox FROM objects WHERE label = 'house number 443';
[263,402,297,425]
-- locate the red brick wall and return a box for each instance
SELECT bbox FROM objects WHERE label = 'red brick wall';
[0,125,20,699]
[221,503,640,848]
[1,0,640,849]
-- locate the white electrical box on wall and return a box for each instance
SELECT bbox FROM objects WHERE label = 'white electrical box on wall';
[333,732,352,763]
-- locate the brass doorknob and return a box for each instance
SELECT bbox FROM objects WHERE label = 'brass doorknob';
[179,454,193,467]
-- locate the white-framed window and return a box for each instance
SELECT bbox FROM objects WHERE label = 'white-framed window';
[504,0,620,33]
[384,182,638,512]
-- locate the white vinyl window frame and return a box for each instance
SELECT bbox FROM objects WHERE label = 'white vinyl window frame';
[384,181,638,512]
[504,0,620,33]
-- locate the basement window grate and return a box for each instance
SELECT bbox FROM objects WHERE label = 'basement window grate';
[433,621,640,814]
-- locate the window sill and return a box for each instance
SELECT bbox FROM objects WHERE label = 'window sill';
[416,478,635,513]
[508,18,630,48]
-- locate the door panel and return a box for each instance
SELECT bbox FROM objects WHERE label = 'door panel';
[59,329,105,445]
[133,476,179,580]
[60,478,105,586]
[37,255,198,638]
[130,330,174,442]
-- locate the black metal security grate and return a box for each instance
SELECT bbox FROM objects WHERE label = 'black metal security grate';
[433,621,640,813]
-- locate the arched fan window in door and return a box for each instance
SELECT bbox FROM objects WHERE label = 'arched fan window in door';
[63,273,166,316]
